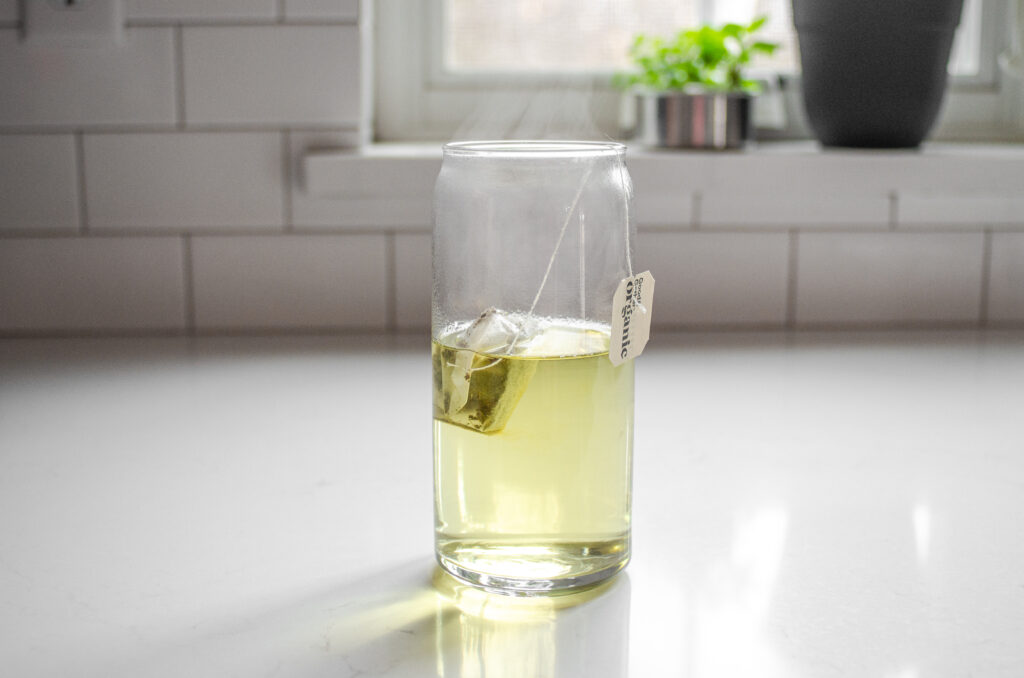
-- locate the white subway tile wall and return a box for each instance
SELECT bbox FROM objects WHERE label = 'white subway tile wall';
[0,0,17,24]
[0,28,176,127]
[796,232,986,325]
[703,153,891,192]
[696,154,890,228]
[190,235,387,330]
[84,133,283,230]
[308,195,433,229]
[126,0,278,22]
[0,238,185,331]
[633,193,694,228]
[289,130,361,227]
[889,153,1024,194]
[637,232,790,326]
[0,135,79,232]
[284,0,359,21]
[627,156,695,227]
[300,151,437,227]
[701,192,889,227]
[899,195,1024,226]
[394,233,432,330]
[988,233,1024,322]
[182,26,359,126]
[0,11,1021,335]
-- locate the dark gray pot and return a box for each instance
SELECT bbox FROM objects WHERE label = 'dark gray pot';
[792,0,964,148]
[636,92,751,150]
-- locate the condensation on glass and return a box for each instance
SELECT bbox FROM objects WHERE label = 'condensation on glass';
[432,140,636,594]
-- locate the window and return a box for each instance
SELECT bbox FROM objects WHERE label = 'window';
[375,0,1021,142]
[443,1,796,74]
[442,0,981,78]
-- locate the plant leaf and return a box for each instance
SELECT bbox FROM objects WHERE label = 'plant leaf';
[623,17,774,93]
[721,23,743,37]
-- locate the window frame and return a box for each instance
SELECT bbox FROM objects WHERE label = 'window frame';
[374,0,1023,143]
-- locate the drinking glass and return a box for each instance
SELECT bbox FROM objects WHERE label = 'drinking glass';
[432,140,635,594]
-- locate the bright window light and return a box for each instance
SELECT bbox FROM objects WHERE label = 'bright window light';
[444,0,981,76]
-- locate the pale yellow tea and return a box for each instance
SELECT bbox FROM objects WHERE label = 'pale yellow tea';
[432,321,633,592]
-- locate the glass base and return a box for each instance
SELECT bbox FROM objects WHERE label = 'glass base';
[436,538,629,596]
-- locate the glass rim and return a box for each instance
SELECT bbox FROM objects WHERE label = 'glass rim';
[442,140,626,159]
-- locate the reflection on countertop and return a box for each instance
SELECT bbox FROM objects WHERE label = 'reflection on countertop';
[92,561,631,677]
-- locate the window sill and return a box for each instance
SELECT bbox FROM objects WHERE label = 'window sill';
[300,141,1024,230]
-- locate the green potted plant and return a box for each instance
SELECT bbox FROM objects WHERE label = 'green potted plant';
[617,18,778,149]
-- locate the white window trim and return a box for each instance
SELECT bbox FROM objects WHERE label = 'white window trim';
[374,0,1024,143]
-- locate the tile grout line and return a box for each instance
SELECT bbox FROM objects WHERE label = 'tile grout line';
[691,191,702,230]
[785,228,799,328]
[126,19,359,28]
[182,234,197,335]
[173,25,186,128]
[281,130,294,231]
[74,131,89,234]
[888,191,898,230]
[0,226,436,238]
[979,228,993,327]
[385,231,397,331]
[0,124,360,134]
[4,223,1011,239]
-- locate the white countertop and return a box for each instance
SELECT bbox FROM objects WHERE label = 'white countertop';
[1,332,1023,677]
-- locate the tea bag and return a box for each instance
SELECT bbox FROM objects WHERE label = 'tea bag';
[434,164,597,434]
[433,308,538,434]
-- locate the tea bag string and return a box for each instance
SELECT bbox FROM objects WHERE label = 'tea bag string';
[618,161,634,279]
[617,160,646,317]
[509,163,595,350]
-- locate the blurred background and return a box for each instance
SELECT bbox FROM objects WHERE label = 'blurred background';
[0,0,1022,334]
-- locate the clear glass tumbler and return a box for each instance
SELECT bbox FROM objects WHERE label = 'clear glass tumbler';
[432,141,635,594]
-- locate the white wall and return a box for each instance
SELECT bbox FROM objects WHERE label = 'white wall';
[0,0,1022,334]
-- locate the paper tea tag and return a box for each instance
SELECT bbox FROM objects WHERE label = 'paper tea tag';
[609,271,654,366]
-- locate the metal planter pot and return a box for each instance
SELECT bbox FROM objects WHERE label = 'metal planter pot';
[637,92,752,150]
